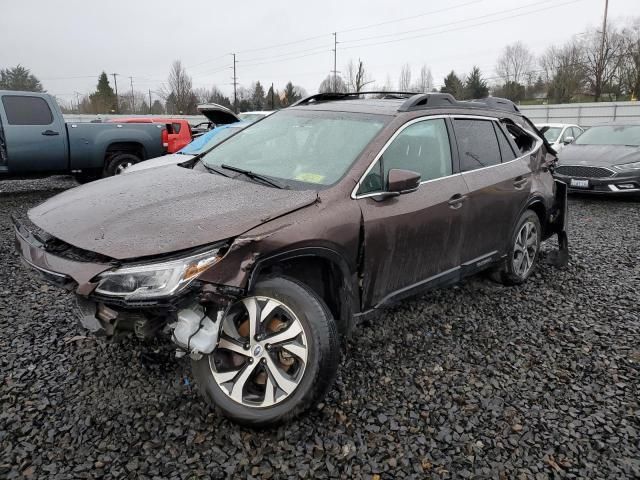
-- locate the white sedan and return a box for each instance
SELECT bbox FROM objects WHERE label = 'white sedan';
[536,123,584,152]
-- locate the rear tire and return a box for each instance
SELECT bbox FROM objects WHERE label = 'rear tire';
[105,153,140,176]
[492,210,542,285]
[192,276,340,427]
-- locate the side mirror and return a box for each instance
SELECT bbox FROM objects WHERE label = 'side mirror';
[388,168,421,193]
[372,169,421,202]
[563,136,575,145]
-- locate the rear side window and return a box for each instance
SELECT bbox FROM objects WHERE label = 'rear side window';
[172,122,182,134]
[494,124,517,162]
[571,127,582,139]
[2,95,53,125]
[454,119,501,172]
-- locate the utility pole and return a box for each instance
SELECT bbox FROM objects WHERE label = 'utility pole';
[129,76,135,114]
[332,32,338,92]
[599,0,609,63]
[111,73,119,113]
[232,53,238,113]
[74,91,81,113]
[148,89,152,114]
[271,82,274,110]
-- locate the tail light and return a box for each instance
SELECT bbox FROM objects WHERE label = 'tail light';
[161,128,169,149]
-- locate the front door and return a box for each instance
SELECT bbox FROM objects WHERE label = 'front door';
[452,117,532,267]
[356,117,469,309]
[0,94,67,173]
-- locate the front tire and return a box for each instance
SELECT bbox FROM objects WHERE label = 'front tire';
[192,276,340,427]
[493,210,542,285]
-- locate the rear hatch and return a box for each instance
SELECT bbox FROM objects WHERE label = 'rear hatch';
[197,103,240,126]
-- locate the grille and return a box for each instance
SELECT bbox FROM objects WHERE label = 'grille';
[555,165,614,178]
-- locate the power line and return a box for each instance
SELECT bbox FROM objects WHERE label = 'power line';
[337,0,484,34]
[342,0,563,45]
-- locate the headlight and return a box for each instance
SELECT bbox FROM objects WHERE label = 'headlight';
[95,249,221,299]
[614,161,640,171]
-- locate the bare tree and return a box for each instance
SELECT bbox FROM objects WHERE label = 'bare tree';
[540,41,586,103]
[318,75,347,93]
[162,60,196,113]
[413,64,433,92]
[398,63,412,91]
[620,18,640,99]
[582,23,626,101]
[345,58,374,92]
[496,41,535,85]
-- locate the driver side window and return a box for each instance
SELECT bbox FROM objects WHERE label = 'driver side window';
[358,118,452,195]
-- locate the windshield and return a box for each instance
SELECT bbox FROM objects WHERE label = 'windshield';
[180,126,243,155]
[575,125,640,146]
[542,127,562,143]
[200,110,388,187]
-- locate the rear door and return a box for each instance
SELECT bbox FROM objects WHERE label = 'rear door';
[356,117,470,308]
[0,94,67,173]
[452,116,531,269]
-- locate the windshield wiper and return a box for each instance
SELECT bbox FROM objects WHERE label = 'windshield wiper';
[202,163,230,177]
[220,164,285,189]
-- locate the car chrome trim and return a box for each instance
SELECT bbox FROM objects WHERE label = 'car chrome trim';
[351,114,542,199]
[22,256,69,279]
[555,164,616,177]
[608,184,640,192]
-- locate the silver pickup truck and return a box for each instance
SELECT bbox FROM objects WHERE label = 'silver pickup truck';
[0,91,167,182]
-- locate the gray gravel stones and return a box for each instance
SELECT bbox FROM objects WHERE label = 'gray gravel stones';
[1,178,638,479]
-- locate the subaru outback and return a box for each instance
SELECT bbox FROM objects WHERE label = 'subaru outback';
[14,92,568,427]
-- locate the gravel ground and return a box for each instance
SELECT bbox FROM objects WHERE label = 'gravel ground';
[1,177,638,479]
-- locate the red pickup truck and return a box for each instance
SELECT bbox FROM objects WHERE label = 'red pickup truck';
[108,118,192,153]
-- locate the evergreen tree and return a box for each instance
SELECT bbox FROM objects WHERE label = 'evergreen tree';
[0,65,44,91]
[265,85,281,109]
[281,81,301,106]
[440,71,465,98]
[464,66,489,99]
[150,100,165,114]
[89,72,117,113]
[251,81,266,110]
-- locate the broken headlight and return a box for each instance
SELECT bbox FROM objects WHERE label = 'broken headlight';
[94,249,221,299]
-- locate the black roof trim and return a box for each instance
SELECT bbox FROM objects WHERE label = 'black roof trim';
[291,91,418,107]
[399,94,521,115]
[291,92,522,116]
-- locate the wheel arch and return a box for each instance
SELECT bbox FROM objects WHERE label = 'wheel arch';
[105,141,147,161]
[248,247,358,338]
[522,195,550,239]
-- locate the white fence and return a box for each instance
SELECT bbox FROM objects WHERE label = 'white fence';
[519,101,640,127]
[64,101,640,128]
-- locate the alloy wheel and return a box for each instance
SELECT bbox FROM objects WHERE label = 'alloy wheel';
[512,220,538,278]
[114,162,133,174]
[209,296,308,408]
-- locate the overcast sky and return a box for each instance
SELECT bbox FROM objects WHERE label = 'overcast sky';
[2,0,638,105]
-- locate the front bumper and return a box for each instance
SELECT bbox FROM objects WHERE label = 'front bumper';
[13,216,112,295]
[553,171,640,194]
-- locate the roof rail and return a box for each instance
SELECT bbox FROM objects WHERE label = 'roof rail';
[291,91,418,107]
[466,97,521,113]
[397,93,457,111]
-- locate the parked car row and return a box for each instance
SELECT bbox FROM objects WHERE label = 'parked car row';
[0,91,270,181]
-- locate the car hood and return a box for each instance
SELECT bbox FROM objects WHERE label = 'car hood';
[558,144,640,167]
[29,165,318,260]
[124,153,193,173]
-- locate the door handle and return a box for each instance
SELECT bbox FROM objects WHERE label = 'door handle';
[513,176,528,189]
[448,193,467,209]
[41,130,60,136]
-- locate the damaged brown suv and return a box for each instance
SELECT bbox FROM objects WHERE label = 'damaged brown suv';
[14,92,568,426]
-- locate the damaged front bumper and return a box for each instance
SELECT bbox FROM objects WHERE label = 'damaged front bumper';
[13,216,233,353]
